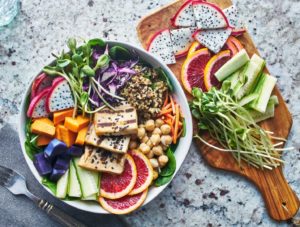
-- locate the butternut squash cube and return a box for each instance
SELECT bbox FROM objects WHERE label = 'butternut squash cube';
[75,127,88,145]
[53,108,74,125]
[64,115,90,133]
[59,125,77,147]
[31,119,55,137]
[35,118,54,126]
[37,135,52,146]
[55,124,64,141]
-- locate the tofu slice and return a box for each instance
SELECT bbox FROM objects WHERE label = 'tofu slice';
[94,105,138,136]
[85,124,130,154]
[78,146,125,174]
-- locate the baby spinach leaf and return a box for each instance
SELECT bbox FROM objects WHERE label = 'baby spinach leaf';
[159,148,176,177]
[88,38,105,48]
[109,46,131,60]
[155,174,173,187]
[42,178,57,194]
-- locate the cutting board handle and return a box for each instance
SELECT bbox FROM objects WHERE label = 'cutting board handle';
[245,167,299,221]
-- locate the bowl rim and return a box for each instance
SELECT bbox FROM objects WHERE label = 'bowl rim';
[18,40,193,214]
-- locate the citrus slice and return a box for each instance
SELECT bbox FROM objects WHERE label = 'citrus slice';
[181,48,211,93]
[99,189,148,215]
[187,41,205,57]
[128,150,153,195]
[224,40,238,56]
[204,50,231,90]
[227,36,244,51]
[100,154,137,199]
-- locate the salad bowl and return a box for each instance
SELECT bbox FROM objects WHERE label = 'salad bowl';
[18,40,193,213]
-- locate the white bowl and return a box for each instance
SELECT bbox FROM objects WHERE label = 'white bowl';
[18,41,193,214]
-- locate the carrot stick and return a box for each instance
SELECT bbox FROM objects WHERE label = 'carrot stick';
[162,93,169,107]
[177,128,183,138]
[159,108,172,116]
[173,104,180,144]
[166,113,174,119]
[162,103,171,110]
[169,95,175,114]
[178,121,183,127]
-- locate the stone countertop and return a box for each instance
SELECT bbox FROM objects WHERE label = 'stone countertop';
[0,0,300,226]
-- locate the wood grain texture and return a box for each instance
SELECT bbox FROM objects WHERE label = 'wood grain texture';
[136,0,299,221]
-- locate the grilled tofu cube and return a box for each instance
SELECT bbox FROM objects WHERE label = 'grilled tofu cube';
[94,105,138,136]
[85,124,130,154]
[78,146,125,174]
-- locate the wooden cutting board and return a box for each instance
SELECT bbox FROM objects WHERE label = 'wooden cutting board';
[136,0,299,221]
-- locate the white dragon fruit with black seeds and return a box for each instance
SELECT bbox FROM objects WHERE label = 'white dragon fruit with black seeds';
[27,88,50,118]
[194,28,232,53]
[170,27,197,58]
[147,29,176,65]
[223,5,244,29]
[46,79,74,113]
[193,2,229,29]
[171,0,196,27]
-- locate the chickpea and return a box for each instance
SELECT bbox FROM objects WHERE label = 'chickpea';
[153,170,159,180]
[137,127,146,139]
[152,145,163,156]
[141,136,149,143]
[150,158,159,168]
[150,134,161,146]
[138,124,145,128]
[147,150,154,159]
[161,135,172,146]
[139,143,150,154]
[146,139,153,149]
[158,155,169,167]
[160,124,171,135]
[129,140,138,149]
[155,118,164,128]
[145,119,155,131]
[161,144,168,151]
[152,127,162,135]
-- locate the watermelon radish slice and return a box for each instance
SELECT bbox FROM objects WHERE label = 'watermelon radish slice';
[27,88,51,118]
[147,29,176,65]
[170,27,197,58]
[46,79,74,113]
[30,73,54,100]
[192,1,229,29]
[170,0,196,27]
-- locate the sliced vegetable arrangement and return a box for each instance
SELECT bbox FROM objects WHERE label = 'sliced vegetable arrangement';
[25,38,186,214]
[145,1,294,169]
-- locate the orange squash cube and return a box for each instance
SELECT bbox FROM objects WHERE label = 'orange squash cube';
[75,127,88,145]
[31,119,55,137]
[58,125,77,147]
[36,135,52,146]
[53,108,74,125]
[64,115,90,133]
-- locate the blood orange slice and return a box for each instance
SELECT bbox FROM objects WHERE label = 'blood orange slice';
[204,50,231,91]
[181,48,211,93]
[99,189,148,214]
[128,150,153,195]
[187,41,205,57]
[223,40,238,56]
[227,36,244,51]
[100,154,137,199]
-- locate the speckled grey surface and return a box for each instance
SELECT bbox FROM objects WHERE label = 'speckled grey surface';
[0,0,300,226]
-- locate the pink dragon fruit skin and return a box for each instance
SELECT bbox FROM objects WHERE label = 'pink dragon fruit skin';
[170,0,196,28]
[30,73,54,100]
[27,88,51,118]
[147,28,176,65]
[192,1,229,29]
[46,79,74,113]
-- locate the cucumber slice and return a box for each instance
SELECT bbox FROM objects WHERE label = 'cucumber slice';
[250,101,275,123]
[236,54,265,100]
[73,158,99,198]
[250,73,277,113]
[238,93,259,106]
[269,95,279,105]
[56,169,69,199]
[215,49,250,81]
[82,193,97,201]
[68,160,82,198]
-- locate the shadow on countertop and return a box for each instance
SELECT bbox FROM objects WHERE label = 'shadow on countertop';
[0,124,129,227]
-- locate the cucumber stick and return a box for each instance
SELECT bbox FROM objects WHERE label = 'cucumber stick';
[269,95,279,105]
[250,73,277,113]
[250,100,275,123]
[215,49,250,81]
[236,54,265,100]
[68,160,82,198]
[238,93,259,106]
[56,169,69,199]
[73,158,99,198]
[82,194,97,201]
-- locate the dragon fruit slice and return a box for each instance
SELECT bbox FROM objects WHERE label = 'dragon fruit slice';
[193,28,232,53]
[46,79,74,113]
[192,1,229,29]
[30,73,54,100]
[171,0,196,27]
[170,27,197,58]
[27,88,51,118]
[223,5,246,35]
[147,28,176,65]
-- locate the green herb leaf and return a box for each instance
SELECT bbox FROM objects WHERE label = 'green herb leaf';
[155,174,173,187]
[80,92,89,106]
[42,178,57,194]
[43,66,59,75]
[94,54,110,70]
[72,54,83,65]
[56,59,71,68]
[81,65,95,77]
[81,44,92,59]
[67,38,77,54]
[88,38,105,48]
[160,148,176,177]
[155,68,174,92]
[109,46,131,60]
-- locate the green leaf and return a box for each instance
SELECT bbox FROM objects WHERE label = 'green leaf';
[56,59,71,68]
[192,87,202,98]
[67,38,77,53]
[182,118,186,137]
[160,148,176,177]
[88,38,105,48]
[43,66,59,75]
[42,178,57,194]
[81,44,92,58]
[81,65,95,77]
[72,54,83,65]
[155,68,174,92]
[80,92,89,106]
[94,54,110,70]
[155,174,173,187]
[109,46,131,60]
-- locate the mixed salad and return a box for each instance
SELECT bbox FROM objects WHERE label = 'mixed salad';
[147,1,293,169]
[25,38,185,214]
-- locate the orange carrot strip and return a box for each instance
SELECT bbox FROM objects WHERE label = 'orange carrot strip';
[173,104,180,144]
[166,113,174,119]
[159,108,172,116]
[178,121,183,127]
[169,95,175,114]
[162,103,171,110]
[162,93,169,107]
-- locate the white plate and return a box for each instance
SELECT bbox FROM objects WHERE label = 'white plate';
[18,41,193,214]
